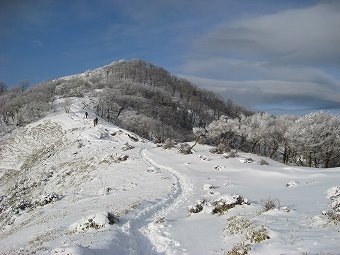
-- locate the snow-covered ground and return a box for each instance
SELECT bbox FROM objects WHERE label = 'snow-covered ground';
[0,98,339,255]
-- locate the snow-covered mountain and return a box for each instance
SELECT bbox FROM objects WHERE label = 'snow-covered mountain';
[0,59,251,145]
[1,96,339,255]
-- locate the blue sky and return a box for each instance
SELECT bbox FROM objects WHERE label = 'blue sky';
[1,0,340,115]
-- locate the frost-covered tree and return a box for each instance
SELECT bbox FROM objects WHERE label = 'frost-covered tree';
[206,115,241,148]
[276,115,296,163]
[0,81,7,95]
[0,87,22,125]
[285,112,340,168]
[20,80,30,91]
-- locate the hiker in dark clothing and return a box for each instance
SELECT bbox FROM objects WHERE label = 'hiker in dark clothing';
[85,112,88,118]
[93,117,98,126]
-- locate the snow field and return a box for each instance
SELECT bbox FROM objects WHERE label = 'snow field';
[0,97,340,254]
[145,146,340,254]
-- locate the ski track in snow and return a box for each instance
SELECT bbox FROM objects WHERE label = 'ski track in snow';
[117,148,193,255]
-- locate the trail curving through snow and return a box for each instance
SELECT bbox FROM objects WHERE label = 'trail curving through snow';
[117,147,193,255]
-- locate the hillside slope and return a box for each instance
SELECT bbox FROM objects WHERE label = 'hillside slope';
[0,97,340,255]
[1,59,251,143]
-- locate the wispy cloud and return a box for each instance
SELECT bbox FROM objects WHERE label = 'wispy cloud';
[180,1,340,114]
[197,2,340,66]
[180,74,340,113]
[28,40,43,47]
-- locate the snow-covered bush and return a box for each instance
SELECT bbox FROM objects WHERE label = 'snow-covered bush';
[226,243,250,255]
[225,216,270,254]
[239,157,253,163]
[258,159,269,165]
[285,180,298,187]
[188,194,249,215]
[163,139,176,149]
[188,202,204,214]
[193,127,206,144]
[69,212,118,234]
[260,197,280,212]
[179,143,193,154]
[249,226,270,243]
[325,211,340,223]
[327,186,340,200]
[122,142,134,151]
[202,184,215,190]
[12,193,62,214]
[35,193,61,206]
[223,150,238,159]
[325,186,340,223]
[209,143,230,154]
[15,200,32,211]
[107,212,119,225]
[212,195,249,215]
[197,155,211,161]
[17,101,51,125]
[226,216,255,235]
[100,153,129,164]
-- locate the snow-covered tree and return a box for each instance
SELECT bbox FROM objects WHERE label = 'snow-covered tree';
[285,111,340,168]
[0,81,6,95]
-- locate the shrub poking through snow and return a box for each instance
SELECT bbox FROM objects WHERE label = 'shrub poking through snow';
[249,226,270,243]
[100,154,129,164]
[260,197,280,212]
[212,195,250,215]
[69,212,118,234]
[15,200,33,211]
[188,198,207,214]
[209,143,230,154]
[285,180,298,187]
[202,184,215,190]
[258,159,269,165]
[179,143,193,154]
[325,211,340,224]
[239,157,254,163]
[189,203,204,214]
[223,150,238,159]
[117,154,129,162]
[127,133,138,142]
[155,217,166,224]
[163,139,177,149]
[327,186,340,200]
[325,186,340,223]
[226,216,255,235]
[36,193,61,206]
[12,193,62,213]
[122,142,134,151]
[189,194,250,215]
[225,216,270,254]
[198,155,211,161]
[226,243,250,255]
[107,212,119,225]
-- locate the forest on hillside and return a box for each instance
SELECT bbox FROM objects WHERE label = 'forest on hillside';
[0,60,339,168]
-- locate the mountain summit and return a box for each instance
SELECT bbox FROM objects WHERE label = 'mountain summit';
[1,59,250,142]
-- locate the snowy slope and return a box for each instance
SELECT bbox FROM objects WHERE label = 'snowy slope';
[0,97,339,255]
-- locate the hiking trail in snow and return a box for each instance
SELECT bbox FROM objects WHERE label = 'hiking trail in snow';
[115,148,193,255]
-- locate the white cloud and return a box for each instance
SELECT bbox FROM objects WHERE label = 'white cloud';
[181,57,339,88]
[180,74,340,112]
[198,2,340,66]
[180,1,340,114]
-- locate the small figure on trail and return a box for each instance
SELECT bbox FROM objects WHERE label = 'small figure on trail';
[93,117,98,126]
[85,112,88,119]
